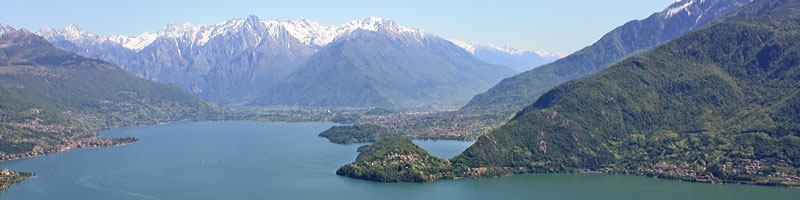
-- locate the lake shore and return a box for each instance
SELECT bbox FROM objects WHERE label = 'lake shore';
[0,169,35,193]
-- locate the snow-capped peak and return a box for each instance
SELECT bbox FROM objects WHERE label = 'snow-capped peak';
[658,0,753,21]
[37,24,159,51]
[448,39,477,53]
[37,24,102,42]
[35,16,429,52]
[663,0,699,18]
[147,16,340,48]
[107,32,158,51]
[534,50,562,58]
[341,17,425,36]
[447,39,561,58]
[485,43,527,55]
[343,16,393,32]
[0,24,16,36]
[277,17,338,47]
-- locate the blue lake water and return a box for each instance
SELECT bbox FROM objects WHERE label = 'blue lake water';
[0,121,797,199]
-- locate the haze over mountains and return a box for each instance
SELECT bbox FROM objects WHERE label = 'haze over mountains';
[449,40,560,72]
[29,16,552,107]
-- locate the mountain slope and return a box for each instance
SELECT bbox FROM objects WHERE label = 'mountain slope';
[463,0,752,114]
[0,29,226,160]
[452,0,800,186]
[252,18,517,107]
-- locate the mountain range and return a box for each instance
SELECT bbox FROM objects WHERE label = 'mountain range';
[36,16,338,104]
[252,18,516,107]
[32,16,542,107]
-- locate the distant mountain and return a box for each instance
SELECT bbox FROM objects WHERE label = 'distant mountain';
[37,16,332,104]
[35,16,521,106]
[36,24,140,81]
[463,0,753,114]
[449,40,560,72]
[0,29,226,160]
[251,17,517,107]
[452,0,800,187]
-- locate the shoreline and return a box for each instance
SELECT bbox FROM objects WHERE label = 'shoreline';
[0,169,35,193]
[0,118,192,162]
[0,138,140,162]
[0,119,363,163]
[373,167,800,188]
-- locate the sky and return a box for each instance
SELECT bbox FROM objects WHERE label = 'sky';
[2,0,676,56]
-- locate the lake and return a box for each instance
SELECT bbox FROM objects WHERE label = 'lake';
[0,121,798,199]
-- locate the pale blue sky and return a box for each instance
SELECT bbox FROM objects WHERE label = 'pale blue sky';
[2,0,675,56]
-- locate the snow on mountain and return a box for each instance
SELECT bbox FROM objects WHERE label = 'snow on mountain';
[278,18,338,47]
[252,18,517,107]
[0,24,16,35]
[31,16,528,104]
[35,24,153,52]
[448,39,557,57]
[483,43,527,56]
[659,0,753,19]
[665,0,697,17]
[534,50,562,58]
[339,17,426,36]
[447,39,560,71]
[36,16,431,54]
[449,39,478,53]
[106,32,157,51]
[37,24,102,44]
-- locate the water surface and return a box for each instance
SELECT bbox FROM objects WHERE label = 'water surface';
[0,121,797,199]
